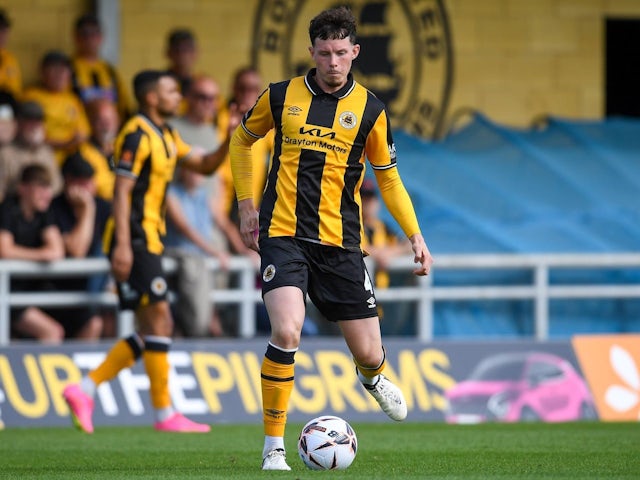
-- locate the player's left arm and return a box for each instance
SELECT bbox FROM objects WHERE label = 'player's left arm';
[366,109,433,276]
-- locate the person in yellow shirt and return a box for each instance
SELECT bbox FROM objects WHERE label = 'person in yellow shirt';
[71,13,131,122]
[22,51,90,165]
[0,9,21,98]
[78,98,118,202]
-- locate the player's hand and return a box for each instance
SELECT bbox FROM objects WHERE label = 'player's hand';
[111,242,133,282]
[227,102,245,136]
[409,233,433,276]
[238,198,259,252]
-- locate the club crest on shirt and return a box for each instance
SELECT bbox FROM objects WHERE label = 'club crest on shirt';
[252,0,453,139]
[339,111,357,129]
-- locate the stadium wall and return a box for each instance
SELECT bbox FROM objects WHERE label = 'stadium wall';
[3,0,640,131]
[1,335,638,429]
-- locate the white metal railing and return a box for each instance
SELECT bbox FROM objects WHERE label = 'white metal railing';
[1,253,639,345]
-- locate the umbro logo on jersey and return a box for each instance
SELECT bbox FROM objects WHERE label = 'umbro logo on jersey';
[367,296,377,308]
[287,105,303,115]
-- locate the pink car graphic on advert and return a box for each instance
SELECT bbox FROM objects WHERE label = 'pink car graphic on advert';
[445,351,597,423]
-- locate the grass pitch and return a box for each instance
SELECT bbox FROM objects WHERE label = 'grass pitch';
[0,422,638,479]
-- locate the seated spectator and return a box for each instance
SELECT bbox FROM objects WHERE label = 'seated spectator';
[0,101,62,203]
[165,166,230,337]
[71,13,131,122]
[78,98,118,202]
[51,152,111,338]
[22,50,90,164]
[0,8,22,98]
[0,165,65,342]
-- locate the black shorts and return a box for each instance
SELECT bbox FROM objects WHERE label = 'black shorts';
[259,237,378,321]
[114,248,168,311]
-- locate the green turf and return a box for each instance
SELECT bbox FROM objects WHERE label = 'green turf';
[0,422,638,479]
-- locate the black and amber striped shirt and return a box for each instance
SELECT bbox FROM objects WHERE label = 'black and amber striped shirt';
[105,113,191,254]
[237,69,399,250]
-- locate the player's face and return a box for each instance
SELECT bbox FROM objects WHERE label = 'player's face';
[309,37,359,93]
[155,76,182,118]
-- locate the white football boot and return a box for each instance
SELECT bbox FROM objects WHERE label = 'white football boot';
[261,448,291,471]
[363,374,408,421]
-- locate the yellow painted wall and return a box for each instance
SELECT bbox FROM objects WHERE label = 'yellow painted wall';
[3,0,640,128]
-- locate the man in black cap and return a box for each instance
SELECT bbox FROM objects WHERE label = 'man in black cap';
[0,8,22,98]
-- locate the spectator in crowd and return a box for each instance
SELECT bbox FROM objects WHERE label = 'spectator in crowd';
[0,164,75,343]
[169,74,256,337]
[0,101,62,202]
[165,166,229,337]
[22,50,90,164]
[63,69,243,435]
[0,9,21,98]
[78,98,118,202]
[50,152,111,339]
[71,13,131,122]
[165,28,198,113]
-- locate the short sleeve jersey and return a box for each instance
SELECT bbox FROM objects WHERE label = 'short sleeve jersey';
[240,69,396,250]
[0,195,56,248]
[109,113,191,254]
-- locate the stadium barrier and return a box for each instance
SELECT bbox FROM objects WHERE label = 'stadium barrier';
[1,253,640,345]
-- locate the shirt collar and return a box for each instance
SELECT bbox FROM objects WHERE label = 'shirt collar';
[304,68,356,99]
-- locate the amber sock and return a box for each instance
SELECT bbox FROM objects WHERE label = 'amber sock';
[261,342,296,438]
[88,334,143,387]
[143,336,173,416]
[356,347,386,384]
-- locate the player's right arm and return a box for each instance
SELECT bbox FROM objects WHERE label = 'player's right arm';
[110,127,146,281]
[230,87,273,251]
[111,174,135,281]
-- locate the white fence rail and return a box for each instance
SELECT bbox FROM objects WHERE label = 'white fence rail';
[1,253,639,346]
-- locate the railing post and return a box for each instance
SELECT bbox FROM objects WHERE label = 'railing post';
[238,258,256,338]
[534,264,549,340]
[0,270,9,346]
[117,310,135,338]
[417,274,434,342]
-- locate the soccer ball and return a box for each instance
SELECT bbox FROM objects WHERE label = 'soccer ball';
[297,415,358,470]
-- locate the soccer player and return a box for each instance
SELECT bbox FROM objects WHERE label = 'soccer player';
[63,70,242,433]
[230,6,433,471]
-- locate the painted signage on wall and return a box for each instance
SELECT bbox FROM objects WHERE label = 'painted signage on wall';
[251,0,454,139]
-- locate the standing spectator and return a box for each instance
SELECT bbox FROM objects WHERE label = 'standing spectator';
[0,101,62,202]
[165,166,229,337]
[71,13,131,122]
[22,50,90,164]
[0,9,21,98]
[62,69,242,434]
[165,28,198,113]
[78,98,118,202]
[0,163,103,342]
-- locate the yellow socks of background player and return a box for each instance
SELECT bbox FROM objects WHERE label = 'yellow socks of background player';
[88,334,143,386]
[143,336,173,412]
[261,342,296,437]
